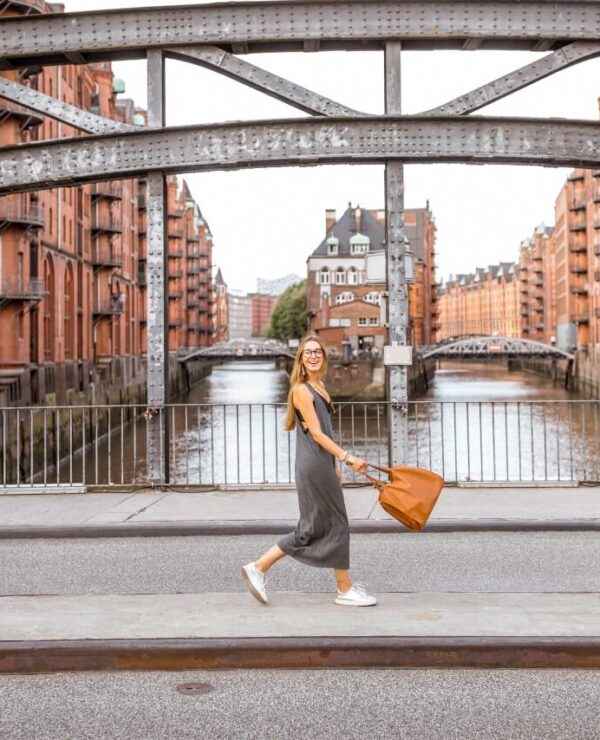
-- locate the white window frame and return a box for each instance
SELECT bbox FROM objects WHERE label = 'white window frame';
[358,317,368,326]
[369,317,379,326]
[335,269,346,285]
[348,269,358,286]
[320,268,330,285]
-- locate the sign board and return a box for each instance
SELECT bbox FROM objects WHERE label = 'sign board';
[365,251,386,283]
[383,345,413,366]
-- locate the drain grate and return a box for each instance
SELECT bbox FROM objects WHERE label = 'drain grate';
[176,682,214,696]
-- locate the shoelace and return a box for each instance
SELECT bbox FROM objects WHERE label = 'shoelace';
[352,583,368,595]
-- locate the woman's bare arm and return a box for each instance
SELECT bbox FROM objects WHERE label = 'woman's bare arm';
[293,384,367,472]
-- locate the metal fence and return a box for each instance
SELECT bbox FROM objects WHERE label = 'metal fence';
[0,400,599,490]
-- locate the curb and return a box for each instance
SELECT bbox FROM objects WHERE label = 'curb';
[2,637,600,672]
[0,519,599,539]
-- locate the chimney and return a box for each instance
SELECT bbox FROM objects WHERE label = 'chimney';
[325,209,336,234]
[354,205,362,233]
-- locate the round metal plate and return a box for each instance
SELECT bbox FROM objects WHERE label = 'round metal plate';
[176,682,214,696]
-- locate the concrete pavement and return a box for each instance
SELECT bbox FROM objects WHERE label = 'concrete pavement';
[1,591,599,671]
[1,485,600,537]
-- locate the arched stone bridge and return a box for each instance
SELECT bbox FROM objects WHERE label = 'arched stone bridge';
[420,336,575,361]
[181,339,296,363]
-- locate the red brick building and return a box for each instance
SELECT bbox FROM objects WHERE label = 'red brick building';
[248,293,278,337]
[307,204,438,353]
[0,0,215,405]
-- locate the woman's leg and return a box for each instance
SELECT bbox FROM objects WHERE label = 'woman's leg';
[255,544,286,574]
[335,569,352,593]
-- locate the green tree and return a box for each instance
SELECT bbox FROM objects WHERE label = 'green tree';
[267,280,307,341]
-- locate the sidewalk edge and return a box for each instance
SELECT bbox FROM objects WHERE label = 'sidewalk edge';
[2,637,600,672]
[0,519,599,539]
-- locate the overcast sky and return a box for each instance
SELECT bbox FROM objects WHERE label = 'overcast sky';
[64,0,600,292]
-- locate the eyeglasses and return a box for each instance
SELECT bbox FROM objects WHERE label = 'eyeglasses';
[302,349,324,358]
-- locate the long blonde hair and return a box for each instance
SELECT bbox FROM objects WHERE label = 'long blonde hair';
[284,334,329,431]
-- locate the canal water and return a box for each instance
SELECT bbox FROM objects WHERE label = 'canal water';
[55,359,598,486]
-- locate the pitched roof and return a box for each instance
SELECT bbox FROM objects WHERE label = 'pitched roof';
[312,206,385,257]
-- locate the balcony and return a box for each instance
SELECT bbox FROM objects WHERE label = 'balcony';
[168,318,184,327]
[569,194,586,211]
[93,295,125,319]
[571,284,589,295]
[169,228,184,239]
[0,277,45,304]
[593,216,600,230]
[168,247,184,257]
[571,312,589,324]
[169,269,183,279]
[569,214,587,231]
[168,208,185,218]
[570,264,587,275]
[169,289,184,299]
[91,246,123,269]
[0,201,44,230]
[91,182,122,201]
[91,215,122,234]
[0,98,43,129]
[188,266,200,275]
[570,240,587,253]
[188,233,200,243]
[187,297,199,307]
[520,309,529,317]
[595,270,600,283]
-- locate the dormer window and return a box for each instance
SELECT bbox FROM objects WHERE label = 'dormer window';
[364,291,381,305]
[326,235,339,256]
[350,232,370,255]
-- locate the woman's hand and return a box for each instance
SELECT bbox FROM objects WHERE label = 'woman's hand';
[335,463,342,482]
[348,456,368,474]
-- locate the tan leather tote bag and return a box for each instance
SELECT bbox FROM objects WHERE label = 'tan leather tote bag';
[366,463,444,531]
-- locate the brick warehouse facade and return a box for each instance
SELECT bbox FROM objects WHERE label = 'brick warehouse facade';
[437,164,600,353]
[307,204,438,353]
[0,0,215,406]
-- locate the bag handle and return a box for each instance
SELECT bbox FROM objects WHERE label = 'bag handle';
[366,462,393,475]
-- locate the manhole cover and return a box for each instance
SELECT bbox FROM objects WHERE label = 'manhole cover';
[176,682,214,696]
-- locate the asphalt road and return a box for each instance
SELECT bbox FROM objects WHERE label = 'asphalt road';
[1,668,599,740]
[1,531,598,595]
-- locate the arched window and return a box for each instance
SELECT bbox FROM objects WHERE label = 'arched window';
[43,255,56,362]
[64,263,75,360]
[335,267,345,285]
[320,267,330,285]
[348,267,358,286]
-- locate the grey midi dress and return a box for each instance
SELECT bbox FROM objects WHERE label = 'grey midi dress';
[278,384,350,570]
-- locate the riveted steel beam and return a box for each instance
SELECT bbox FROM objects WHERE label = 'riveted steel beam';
[423,41,600,116]
[145,49,169,486]
[2,116,600,195]
[0,76,137,134]
[1,2,600,66]
[166,46,363,117]
[384,42,408,466]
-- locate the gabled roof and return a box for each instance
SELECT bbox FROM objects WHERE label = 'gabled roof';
[312,206,385,257]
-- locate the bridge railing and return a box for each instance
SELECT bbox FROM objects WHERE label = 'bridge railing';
[0,400,598,490]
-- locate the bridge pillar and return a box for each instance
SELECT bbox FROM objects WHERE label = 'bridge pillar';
[385,41,408,466]
[146,50,170,484]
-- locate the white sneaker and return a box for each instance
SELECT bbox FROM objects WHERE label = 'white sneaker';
[335,583,377,607]
[241,562,268,605]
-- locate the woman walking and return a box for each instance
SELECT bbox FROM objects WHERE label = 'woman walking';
[242,334,377,607]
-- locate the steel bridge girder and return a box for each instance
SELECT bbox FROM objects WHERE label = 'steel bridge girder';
[3,116,600,195]
[2,2,600,66]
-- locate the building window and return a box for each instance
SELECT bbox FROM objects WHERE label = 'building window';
[364,292,381,305]
[348,268,358,285]
[328,243,338,256]
[369,317,379,326]
[358,317,368,326]
[335,268,345,285]
[320,268,330,285]
[335,291,355,305]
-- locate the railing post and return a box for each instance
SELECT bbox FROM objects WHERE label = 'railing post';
[146,49,170,484]
[384,41,409,466]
